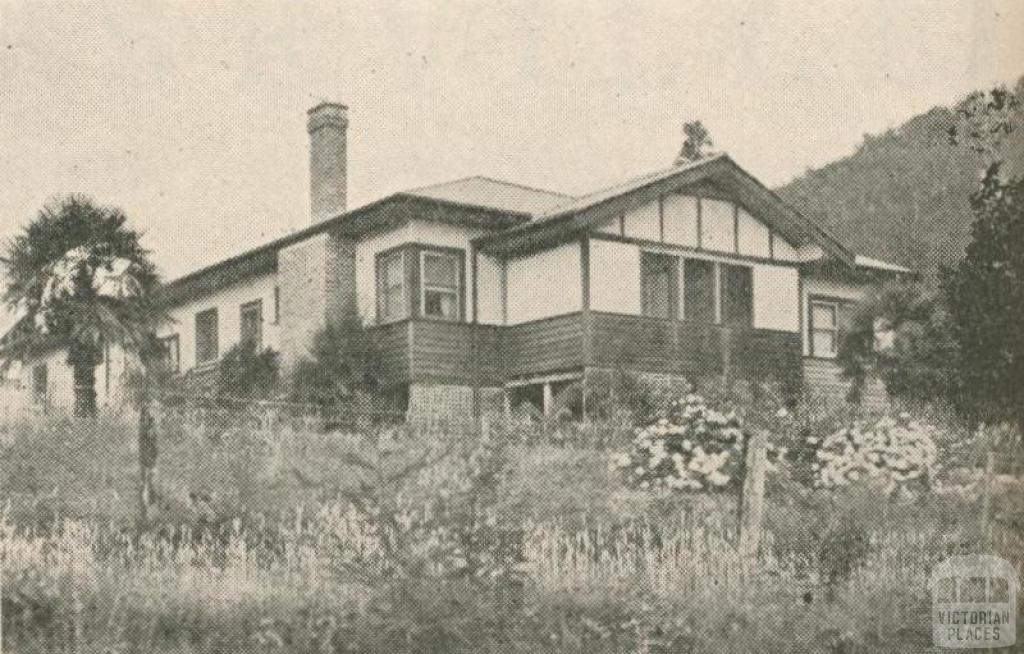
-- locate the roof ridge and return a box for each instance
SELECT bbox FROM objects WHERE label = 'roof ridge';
[406,174,572,199]
[402,175,482,195]
[468,175,574,198]
[536,153,728,219]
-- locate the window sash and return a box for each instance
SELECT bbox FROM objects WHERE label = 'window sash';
[420,250,461,320]
[810,300,840,358]
[240,301,263,349]
[195,309,219,364]
[377,251,406,323]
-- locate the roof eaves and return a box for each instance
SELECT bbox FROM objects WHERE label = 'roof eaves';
[161,192,530,305]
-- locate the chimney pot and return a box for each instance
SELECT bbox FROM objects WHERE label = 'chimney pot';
[307,102,348,223]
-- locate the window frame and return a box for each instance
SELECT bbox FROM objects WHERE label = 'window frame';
[194,308,219,366]
[419,248,462,322]
[159,334,181,373]
[808,296,846,359]
[376,249,407,324]
[239,300,263,349]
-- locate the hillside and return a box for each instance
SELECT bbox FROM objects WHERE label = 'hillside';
[776,77,1024,278]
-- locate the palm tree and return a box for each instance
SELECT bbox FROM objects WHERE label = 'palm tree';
[1,195,162,417]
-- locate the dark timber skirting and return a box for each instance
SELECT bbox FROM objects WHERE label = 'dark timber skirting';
[371,312,802,397]
[587,312,803,395]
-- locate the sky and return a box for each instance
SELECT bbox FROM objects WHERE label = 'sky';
[1,0,1022,297]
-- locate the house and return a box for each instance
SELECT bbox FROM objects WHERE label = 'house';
[16,102,910,418]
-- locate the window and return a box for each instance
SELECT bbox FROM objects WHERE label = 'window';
[376,251,406,323]
[195,308,219,365]
[683,258,715,323]
[31,364,47,403]
[421,250,460,320]
[240,300,263,349]
[809,299,844,358]
[272,286,280,324]
[160,335,180,372]
[720,264,753,327]
[641,252,676,319]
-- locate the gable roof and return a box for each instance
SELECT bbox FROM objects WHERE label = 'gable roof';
[405,176,572,216]
[475,154,855,265]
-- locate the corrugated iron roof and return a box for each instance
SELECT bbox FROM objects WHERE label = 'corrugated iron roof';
[404,176,572,216]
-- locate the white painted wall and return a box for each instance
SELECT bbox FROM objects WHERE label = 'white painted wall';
[506,242,582,324]
[354,220,485,324]
[590,238,642,315]
[623,200,660,241]
[663,194,699,247]
[20,341,135,413]
[737,208,771,258]
[157,273,280,372]
[701,198,735,253]
[752,264,799,332]
[476,253,504,325]
[801,276,867,355]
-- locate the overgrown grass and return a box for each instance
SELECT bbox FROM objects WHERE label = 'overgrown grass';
[2,412,1022,653]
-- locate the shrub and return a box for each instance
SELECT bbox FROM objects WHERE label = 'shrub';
[612,394,746,492]
[805,413,939,492]
[583,368,683,426]
[216,340,279,401]
[289,317,392,425]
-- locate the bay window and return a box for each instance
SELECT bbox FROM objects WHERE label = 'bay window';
[375,246,464,323]
[376,250,406,323]
[421,250,460,320]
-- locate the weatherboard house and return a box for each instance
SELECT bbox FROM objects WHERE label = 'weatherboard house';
[19,102,909,418]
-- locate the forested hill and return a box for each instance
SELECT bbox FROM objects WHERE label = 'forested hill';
[776,77,1024,279]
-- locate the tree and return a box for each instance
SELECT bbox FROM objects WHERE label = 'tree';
[675,120,713,164]
[1,196,162,416]
[838,281,960,408]
[942,165,1024,434]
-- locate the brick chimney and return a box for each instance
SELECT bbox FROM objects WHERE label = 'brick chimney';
[307,102,348,223]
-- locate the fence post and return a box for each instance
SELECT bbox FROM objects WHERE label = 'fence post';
[739,428,768,562]
[981,447,995,546]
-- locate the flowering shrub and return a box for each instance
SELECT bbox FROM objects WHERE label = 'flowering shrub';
[809,414,938,491]
[613,394,746,491]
